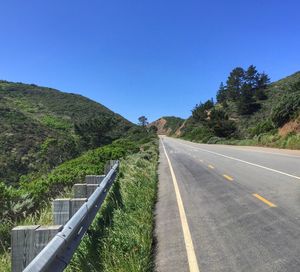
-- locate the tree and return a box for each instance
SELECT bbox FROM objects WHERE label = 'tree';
[237,85,257,115]
[208,108,236,137]
[138,116,148,127]
[226,67,245,101]
[216,82,227,104]
[192,99,214,122]
[245,65,258,88]
[254,72,269,100]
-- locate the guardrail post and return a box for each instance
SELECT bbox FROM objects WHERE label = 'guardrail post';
[105,160,116,174]
[53,198,71,225]
[85,175,105,184]
[11,225,62,272]
[19,161,119,272]
[87,184,98,197]
[73,184,87,198]
[70,198,87,216]
[11,225,39,272]
[34,225,63,257]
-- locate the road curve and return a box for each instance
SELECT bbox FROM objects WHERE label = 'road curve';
[155,136,300,272]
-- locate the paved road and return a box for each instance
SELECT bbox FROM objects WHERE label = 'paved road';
[155,136,300,272]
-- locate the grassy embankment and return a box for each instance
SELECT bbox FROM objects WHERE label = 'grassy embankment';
[0,140,157,271]
[67,140,158,272]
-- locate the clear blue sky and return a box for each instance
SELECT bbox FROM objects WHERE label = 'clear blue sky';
[0,0,299,123]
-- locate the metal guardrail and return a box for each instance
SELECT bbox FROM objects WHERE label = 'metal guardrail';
[23,161,119,272]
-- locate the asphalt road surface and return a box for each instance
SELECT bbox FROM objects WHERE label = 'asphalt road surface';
[155,136,300,272]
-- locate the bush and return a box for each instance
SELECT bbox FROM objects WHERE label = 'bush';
[206,136,223,144]
[248,119,275,137]
[271,92,300,127]
[67,140,158,272]
[0,138,145,252]
[208,108,236,138]
[183,126,214,142]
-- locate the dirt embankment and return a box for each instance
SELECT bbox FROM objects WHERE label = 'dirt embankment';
[149,118,172,135]
[279,116,300,136]
[175,120,186,137]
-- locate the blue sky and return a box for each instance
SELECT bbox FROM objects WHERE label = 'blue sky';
[0,0,299,123]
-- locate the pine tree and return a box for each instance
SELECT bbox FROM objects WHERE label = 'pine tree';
[216,82,227,103]
[138,116,148,127]
[226,67,245,101]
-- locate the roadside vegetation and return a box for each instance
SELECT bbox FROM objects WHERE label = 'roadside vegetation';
[155,68,300,149]
[67,139,158,272]
[0,80,132,185]
[0,126,157,271]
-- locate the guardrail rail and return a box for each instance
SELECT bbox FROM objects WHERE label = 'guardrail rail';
[11,160,119,272]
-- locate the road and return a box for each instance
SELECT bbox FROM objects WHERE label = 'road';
[155,136,300,272]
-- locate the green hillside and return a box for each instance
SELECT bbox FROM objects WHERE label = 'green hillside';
[154,69,300,149]
[0,80,133,185]
[181,68,300,148]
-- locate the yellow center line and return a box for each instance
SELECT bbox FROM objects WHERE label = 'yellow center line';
[161,139,200,272]
[208,165,214,169]
[223,174,234,181]
[253,194,277,208]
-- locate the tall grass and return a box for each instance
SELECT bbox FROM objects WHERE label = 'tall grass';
[0,203,57,271]
[217,132,300,150]
[0,138,158,271]
[67,140,158,272]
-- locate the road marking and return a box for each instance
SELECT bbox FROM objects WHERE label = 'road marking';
[208,165,214,169]
[199,159,204,163]
[173,138,300,158]
[229,146,300,159]
[223,174,233,181]
[253,194,277,208]
[177,141,300,181]
[161,139,200,272]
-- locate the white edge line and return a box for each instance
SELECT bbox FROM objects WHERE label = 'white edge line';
[161,139,200,272]
[176,141,300,181]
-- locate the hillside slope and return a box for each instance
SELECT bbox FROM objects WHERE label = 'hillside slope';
[0,80,133,184]
[153,71,300,149]
[222,71,300,137]
[182,70,300,148]
[149,116,184,136]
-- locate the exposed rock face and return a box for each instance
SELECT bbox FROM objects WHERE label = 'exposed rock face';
[279,116,300,136]
[149,118,172,135]
[175,120,186,137]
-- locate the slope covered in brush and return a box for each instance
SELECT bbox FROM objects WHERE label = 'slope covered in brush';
[0,80,133,184]
[180,68,300,148]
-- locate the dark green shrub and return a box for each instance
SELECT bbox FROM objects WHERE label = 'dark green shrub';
[183,126,214,142]
[208,108,236,138]
[271,92,300,127]
[248,119,275,137]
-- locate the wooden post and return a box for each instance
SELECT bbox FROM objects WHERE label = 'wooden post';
[70,198,87,217]
[11,225,39,272]
[87,184,98,197]
[53,198,71,225]
[11,225,62,272]
[85,175,105,185]
[73,183,87,198]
